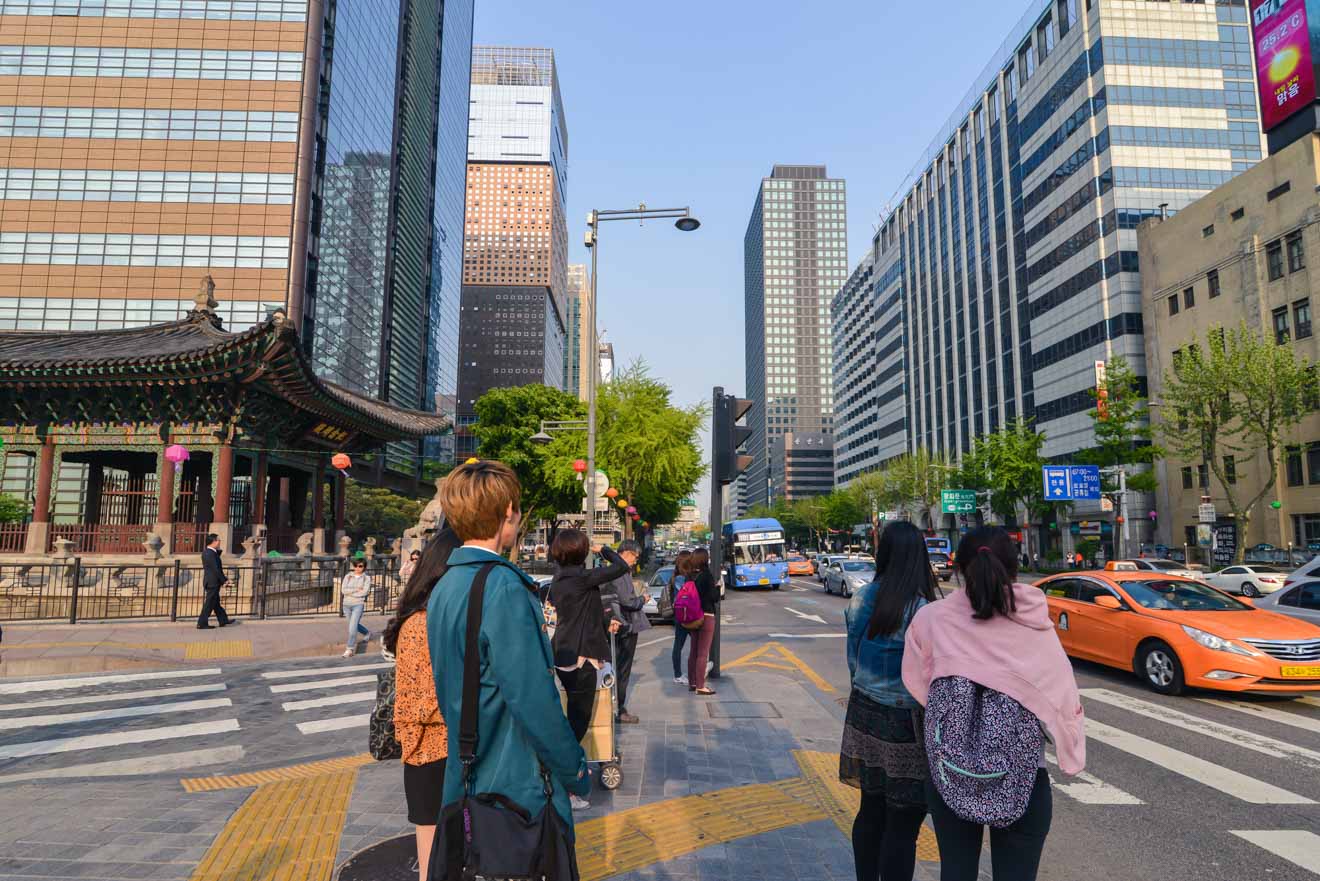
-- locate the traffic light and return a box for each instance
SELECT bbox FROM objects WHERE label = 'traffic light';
[713,391,754,486]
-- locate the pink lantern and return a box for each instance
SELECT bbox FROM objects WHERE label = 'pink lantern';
[572,459,587,473]
[626,506,637,515]
[164,444,189,473]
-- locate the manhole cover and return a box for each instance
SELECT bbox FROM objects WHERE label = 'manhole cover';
[707,701,781,719]
[336,835,415,881]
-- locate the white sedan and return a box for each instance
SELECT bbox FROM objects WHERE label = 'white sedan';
[1198,564,1288,597]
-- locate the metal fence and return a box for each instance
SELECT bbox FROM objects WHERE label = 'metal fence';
[0,523,26,554]
[0,554,403,624]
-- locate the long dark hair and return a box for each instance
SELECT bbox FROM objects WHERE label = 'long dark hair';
[954,526,1019,620]
[672,549,693,584]
[383,525,462,654]
[866,521,940,639]
[688,547,710,577]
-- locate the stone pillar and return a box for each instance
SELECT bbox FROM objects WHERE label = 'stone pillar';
[312,455,327,553]
[26,437,56,554]
[210,442,234,548]
[252,452,268,530]
[155,439,176,554]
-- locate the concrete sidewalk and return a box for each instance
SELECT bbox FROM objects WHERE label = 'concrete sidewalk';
[0,612,393,677]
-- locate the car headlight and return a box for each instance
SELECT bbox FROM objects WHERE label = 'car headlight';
[1181,625,1258,657]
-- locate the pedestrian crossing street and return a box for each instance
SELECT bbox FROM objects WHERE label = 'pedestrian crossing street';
[262,660,387,735]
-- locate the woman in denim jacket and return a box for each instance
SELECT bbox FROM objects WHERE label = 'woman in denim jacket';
[840,521,941,881]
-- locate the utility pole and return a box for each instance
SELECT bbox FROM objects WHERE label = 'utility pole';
[707,388,754,679]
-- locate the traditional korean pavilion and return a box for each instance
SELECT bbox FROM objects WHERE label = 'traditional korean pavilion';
[0,281,448,558]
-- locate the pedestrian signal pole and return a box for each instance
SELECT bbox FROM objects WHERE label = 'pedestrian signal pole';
[707,387,754,679]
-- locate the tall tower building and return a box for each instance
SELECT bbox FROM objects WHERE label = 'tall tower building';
[743,164,847,510]
[0,0,474,482]
[563,263,595,400]
[455,46,568,458]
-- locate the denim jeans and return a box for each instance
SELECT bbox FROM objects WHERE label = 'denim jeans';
[344,603,369,650]
[671,624,689,678]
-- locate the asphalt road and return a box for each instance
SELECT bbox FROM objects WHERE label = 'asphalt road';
[700,575,1320,881]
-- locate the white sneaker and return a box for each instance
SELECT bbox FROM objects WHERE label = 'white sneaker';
[674,676,688,685]
[570,794,591,811]
[342,648,355,658]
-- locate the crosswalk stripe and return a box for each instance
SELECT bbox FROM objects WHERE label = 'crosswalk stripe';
[0,682,227,713]
[0,718,240,759]
[261,662,392,680]
[1046,752,1143,805]
[0,668,222,696]
[267,674,378,695]
[0,745,245,786]
[1195,697,1320,736]
[281,691,376,713]
[1230,830,1320,875]
[0,697,233,731]
[1083,688,1320,771]
[1298,697,1320,711]
[296,713,369,735]
[1086,719,1314,804]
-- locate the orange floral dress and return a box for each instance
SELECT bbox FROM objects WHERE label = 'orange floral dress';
[394,611,448,765]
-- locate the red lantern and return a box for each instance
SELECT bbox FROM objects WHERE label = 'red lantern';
[605,487,619,499]
[332,452,352,478]
[572,459,587,473]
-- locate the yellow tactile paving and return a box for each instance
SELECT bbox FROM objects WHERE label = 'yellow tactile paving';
[181,754,374,793]
[189,768,357,881]
[185,640,253,660]
[794,749,941,861]
[722,641,836,692]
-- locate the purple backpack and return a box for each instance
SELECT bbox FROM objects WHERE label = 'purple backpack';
[673,579,704,629]
[924,676,1044,827]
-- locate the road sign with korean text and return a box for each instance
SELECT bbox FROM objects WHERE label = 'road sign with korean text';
[941,489,977,514]
[1042,465,1102,501]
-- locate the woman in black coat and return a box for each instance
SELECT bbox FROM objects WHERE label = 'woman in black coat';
[686,547,719,695]
[548,530,629,744]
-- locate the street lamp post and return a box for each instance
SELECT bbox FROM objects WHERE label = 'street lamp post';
[583,205,700,538]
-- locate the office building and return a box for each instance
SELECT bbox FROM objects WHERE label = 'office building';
[831,0,1263,495]
[0,0,473,482]
[743,164,847,509]
[599,340,615,384]
[454,46,568,458]
[563,263,596,400]
[769,432,835,502]
[1141,133,1320,557]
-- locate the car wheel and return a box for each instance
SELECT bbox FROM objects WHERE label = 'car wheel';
[1241,582,1260,598]
[1137,641,1185,696]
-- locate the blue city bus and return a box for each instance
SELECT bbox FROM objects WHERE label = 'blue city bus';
[925,536,952,556]
[721,518,789,590]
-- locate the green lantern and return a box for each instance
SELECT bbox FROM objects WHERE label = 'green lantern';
[1271,500,1283,510]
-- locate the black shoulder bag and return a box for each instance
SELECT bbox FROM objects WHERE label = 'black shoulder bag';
[430,561,580,881]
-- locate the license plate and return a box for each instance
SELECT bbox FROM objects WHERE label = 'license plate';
[1280,665,1320,678]
[759,578,770,585]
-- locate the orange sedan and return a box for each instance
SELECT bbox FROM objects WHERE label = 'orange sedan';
[1036,570,1320,695]
[786,555,814,577]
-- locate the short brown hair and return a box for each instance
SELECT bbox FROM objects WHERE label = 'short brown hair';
[550,529,589,566]
[438,459,521,541]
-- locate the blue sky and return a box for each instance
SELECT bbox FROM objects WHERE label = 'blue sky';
[473,0,1032,509]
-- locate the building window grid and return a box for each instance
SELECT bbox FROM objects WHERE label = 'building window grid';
[0,0,307,18]
[0,107,300,141]
[0,46,304,81]
[1268,240,1285,281]
[0,232,289,268]
[1287,231,1305,273]
[1294,299,1312,340]
[0,168,295,204]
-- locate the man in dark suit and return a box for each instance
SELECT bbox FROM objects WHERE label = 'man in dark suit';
[198,533,234,629]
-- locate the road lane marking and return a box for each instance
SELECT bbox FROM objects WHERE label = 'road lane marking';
[1046,752,1143,805]
[281,691,376,712]
[1297,697,1320,711]
[1086,719,1314,804]
[1083,688,1320,771]
[0,745,244,785]
[0,718,240,759]
[0,667,222,695]
[0,682,227,713]
[637,635,670,649]
[1195,697,1320,736]
[723,641,835,692]
[296,713,369,735]
[1230,830,1320,875]
[0,696,233,731]
[267,673,378,694]
[784,606,827,624]
[767,632,847,639]
[261,661,392,680]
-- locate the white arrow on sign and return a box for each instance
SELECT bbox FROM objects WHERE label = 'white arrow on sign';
[784,606,827,625]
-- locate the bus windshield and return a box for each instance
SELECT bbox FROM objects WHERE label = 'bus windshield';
[734,542,786,564]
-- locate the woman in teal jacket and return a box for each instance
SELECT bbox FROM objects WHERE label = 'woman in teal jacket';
[427,544,590,829]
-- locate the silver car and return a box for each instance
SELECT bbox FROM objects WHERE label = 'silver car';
[823,560,875,598]
[1198,564,1287,597]
[1253,579,1320,626]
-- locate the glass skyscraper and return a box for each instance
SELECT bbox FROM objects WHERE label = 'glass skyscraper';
[833,0,1263,476]
[742,165,847,511]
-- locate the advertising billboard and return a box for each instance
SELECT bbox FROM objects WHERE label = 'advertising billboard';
[1253,0,1318,131]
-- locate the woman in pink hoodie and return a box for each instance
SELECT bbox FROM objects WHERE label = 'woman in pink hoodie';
[901,526,1084,881]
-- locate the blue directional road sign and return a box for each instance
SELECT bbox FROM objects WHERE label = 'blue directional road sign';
[1042,465,1102,501]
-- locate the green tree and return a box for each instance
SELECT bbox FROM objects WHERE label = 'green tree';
[0,492,28,524]
[472,383,587,550]
[959,418,1049,558]
[344,482,425,547]
[887,448,953,528]
[1159,323,1316,563]
[792,496,829,549]
[823,489,864,537]
[847,468,907,552]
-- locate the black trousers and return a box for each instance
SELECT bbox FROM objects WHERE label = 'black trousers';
[197,587,230,627]
[556,665,597,744]
[613,632,637,713]
[925,768,1053,881]
[852,790,927,881]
